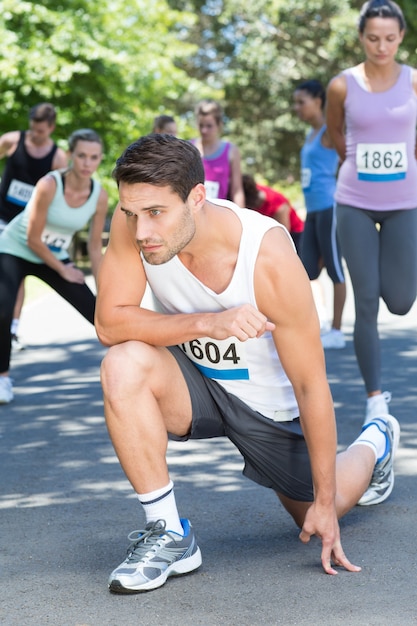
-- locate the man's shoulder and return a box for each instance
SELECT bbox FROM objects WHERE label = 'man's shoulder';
[52,146,69,169]
[210,198,238,211]
[208,199,280,243]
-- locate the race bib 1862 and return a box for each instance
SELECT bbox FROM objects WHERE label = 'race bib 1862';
[356,142,407,181]
[180,338,249,380]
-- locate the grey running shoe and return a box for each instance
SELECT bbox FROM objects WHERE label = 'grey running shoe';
[357,414,400,506]
[108,518,202,593]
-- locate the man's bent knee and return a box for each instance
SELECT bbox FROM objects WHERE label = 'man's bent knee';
[101,341,162,394]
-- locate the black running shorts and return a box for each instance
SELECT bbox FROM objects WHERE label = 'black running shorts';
[168,346,314,502]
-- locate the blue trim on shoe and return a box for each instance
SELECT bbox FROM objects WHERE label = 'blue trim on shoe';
[179,518,190,537]
[166,518,190,538]
[361,418,390,463]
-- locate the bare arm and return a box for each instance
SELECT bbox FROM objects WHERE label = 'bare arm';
[26,176,85,284]
[255,230,336,506]
[95,204,274,347]
[228,144,245,207]
[271,202,291,231]
[87,187,108,283]
[52,147,69,170]
[0,131,20,160]
[255,228,357,574]
[412,67,417,97]
[412,69,417,160]
[326,74,347,162]
[321,128,335,150]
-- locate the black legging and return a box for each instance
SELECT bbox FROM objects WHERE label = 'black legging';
[0,253,95,373]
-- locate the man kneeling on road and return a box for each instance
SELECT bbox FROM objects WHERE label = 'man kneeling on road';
[95,134,400,594]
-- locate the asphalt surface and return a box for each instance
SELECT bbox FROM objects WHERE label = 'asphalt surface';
[1,273,417,626]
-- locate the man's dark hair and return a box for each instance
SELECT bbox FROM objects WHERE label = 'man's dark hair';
[29,103,57,125]
[113,134,205,202]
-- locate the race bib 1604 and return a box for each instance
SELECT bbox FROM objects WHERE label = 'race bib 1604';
[180,338,249,380]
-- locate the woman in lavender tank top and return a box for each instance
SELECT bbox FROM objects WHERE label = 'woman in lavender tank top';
[327,0,417,429]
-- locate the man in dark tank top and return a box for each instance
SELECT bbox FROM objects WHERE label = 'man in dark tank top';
[0,102,67,224]
[0,103,68,348]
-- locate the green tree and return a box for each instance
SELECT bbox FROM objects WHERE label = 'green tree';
[0,0,202,203]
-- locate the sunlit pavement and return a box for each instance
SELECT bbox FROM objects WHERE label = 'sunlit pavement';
[2,273,417,626]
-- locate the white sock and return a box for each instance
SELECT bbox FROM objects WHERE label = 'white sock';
[10,319,19,335]
[137,480,183,535]
[349,418,388,463]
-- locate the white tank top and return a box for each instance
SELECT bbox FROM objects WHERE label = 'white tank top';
[143,200,299,421]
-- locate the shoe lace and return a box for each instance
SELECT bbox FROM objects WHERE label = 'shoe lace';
[124,520,176,564]
[371,448,392,482]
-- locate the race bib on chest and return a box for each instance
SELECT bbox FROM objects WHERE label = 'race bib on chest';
[204,180,220,199]
[301,168,312,190]
[41,228,72,252]
[179,338,249,380]
[6,179,35,206]
[356,143,407,181]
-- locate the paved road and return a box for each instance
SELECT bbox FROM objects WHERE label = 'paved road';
[1,274,417,625]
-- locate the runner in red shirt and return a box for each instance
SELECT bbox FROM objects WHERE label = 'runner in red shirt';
[242,174,304,252]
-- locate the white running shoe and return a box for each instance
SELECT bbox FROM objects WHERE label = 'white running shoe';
[321,329,346,350]
[365,391,391,425]
[0,376,14,404]
[357,414,400,506]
